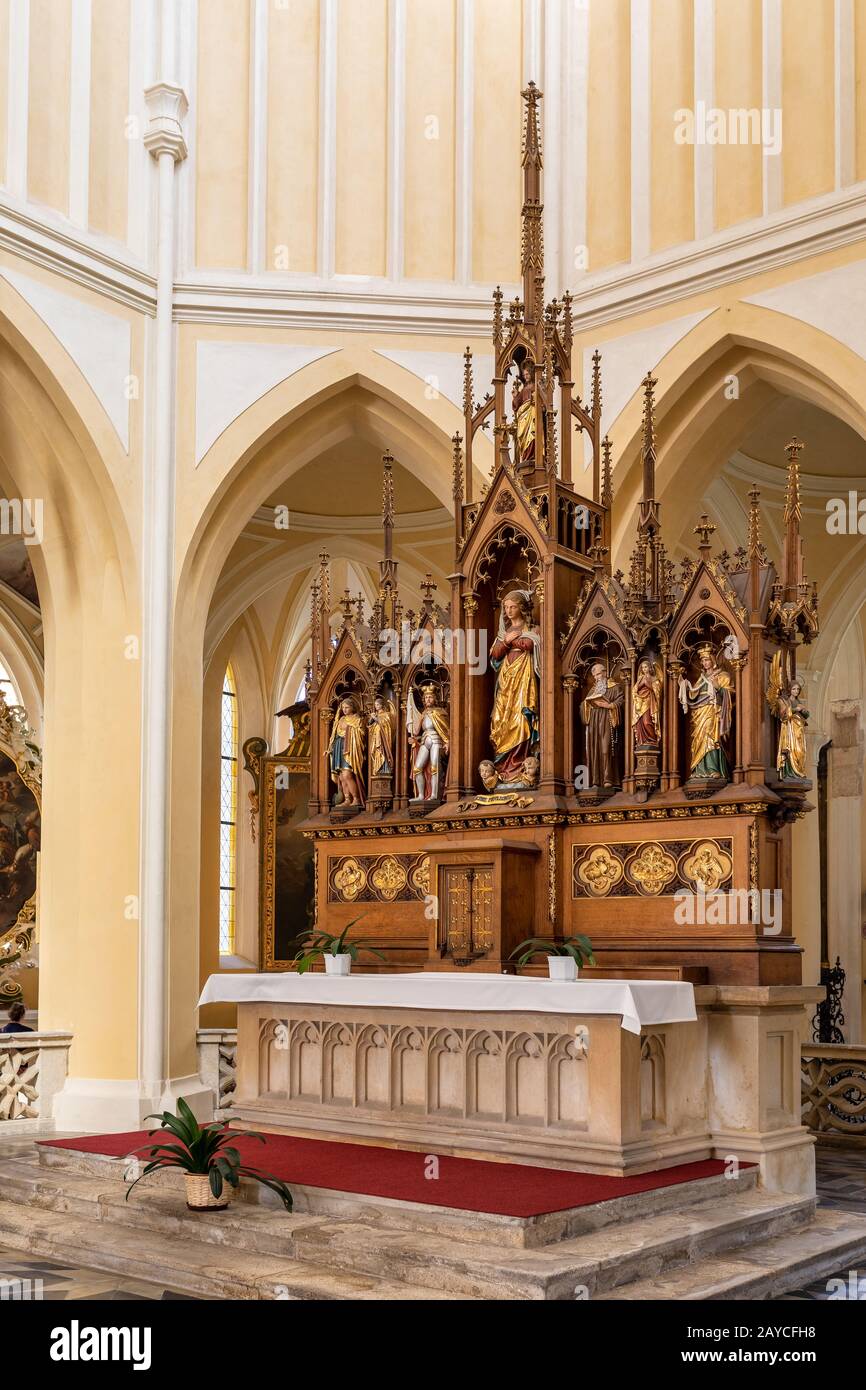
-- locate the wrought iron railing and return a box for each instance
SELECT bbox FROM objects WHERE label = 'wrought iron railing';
[802,1044,866,1144]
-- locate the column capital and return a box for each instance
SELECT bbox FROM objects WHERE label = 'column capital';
[143,82,189,162]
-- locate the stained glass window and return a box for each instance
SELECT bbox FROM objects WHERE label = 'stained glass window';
[219,664,238,955]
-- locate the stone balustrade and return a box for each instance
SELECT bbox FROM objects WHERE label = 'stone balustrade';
[197,1027,237,1119]
[801,1043,866,1145]
[0,1032,73,1132]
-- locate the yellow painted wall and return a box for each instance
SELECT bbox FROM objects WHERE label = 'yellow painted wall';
[651,0,694,253]
[472,0,522,284]
[89,0,130,243]
[335,0,388,277]
[0,0,9,187]
[196,0,251,270]
[714,0,763,230]
[266,0,319,274]
[27,0,72,215]
[782,0,835,205]
[587,0,631,270]
[404,0,456,282]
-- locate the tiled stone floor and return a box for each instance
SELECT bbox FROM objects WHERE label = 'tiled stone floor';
[0,1137,861,1300]
[779,1148,866,1300]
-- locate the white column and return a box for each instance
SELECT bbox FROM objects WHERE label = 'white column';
[386,0,406,283]
[140,1,188,1110]
[693,0,714,241]
[317,0,337,280]
[827,699,864,1043]
[835,0,855,190]
[562,0,589,288]
[68,0,92,228]
[248,0,269,274]
[630,0,651,263]
[6,0,30,201]
[762,0,783,214]
[455,0,475,286]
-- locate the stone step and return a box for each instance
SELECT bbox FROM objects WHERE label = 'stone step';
[0,1198,465,1302]
[597,1207,866,1300]
[279,1190,817,1300]
[1,1154,815,1300]
[31,1142,760,1248]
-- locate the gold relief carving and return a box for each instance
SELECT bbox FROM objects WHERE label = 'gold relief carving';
[333,857,367,901]
[456,792,534,811]
[548,832,556,924]
[626,843,678,896]
[749,819,759,894]
[681,841,733,893]
[471,869,495,952]
[410,854,430,897]
[370,856,408,901]
[576,845,624,898]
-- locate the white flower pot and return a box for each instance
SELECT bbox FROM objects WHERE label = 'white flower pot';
[548,955,578,981]
[325,953,352,976]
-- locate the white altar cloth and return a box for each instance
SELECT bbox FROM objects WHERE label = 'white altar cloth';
[198,972,696,1036]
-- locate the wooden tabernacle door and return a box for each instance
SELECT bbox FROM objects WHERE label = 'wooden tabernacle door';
[427,839,538,971]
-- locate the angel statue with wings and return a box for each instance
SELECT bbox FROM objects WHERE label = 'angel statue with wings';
[766,652,809,781]
[408,683,450,802]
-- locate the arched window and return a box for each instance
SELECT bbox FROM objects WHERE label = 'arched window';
[219,664,238,955]
[0,656,22,708]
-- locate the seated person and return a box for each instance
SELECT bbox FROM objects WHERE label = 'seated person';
[2,1001,33,1033]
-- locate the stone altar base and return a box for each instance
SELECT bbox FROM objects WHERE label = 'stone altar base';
[232,985,822,1193]
[0,1139,865,1300]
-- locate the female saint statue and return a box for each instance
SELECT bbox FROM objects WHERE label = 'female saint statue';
[632,658,663,747]
[511,359,537,467]
[678,645,732,783]
[326,695,366,807]
[766,655,809,780]
[489,589,541,784]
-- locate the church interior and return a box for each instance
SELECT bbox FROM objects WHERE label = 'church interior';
[1,0,866,1330]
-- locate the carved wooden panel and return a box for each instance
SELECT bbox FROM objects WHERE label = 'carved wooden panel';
[572,837,734,899]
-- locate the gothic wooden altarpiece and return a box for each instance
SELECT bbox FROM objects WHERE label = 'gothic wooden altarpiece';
[0,694,42,1005]
[297,85,819,986]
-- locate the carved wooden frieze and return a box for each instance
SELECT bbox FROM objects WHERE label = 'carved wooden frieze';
[328,852,430,903]
[572,837,734,899]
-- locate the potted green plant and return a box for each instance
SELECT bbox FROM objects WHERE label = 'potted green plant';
[509,935,596,981]
[293,918,385,976]
[125,1098,293,1212]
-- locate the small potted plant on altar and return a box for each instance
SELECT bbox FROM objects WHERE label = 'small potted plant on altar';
[125,1098,293,1212]
[509,935,596,981]
[292,918,386,976]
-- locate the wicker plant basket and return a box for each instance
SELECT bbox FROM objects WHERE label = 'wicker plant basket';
[184,1172,232,1211]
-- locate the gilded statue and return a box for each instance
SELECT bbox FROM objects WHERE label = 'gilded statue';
[511,359,537,467]
[632,657,662,747]
[580,662,623,788]
[368,695,396,778]
[678,645,732,783]
[326,695,366,808]
[408,683,449,802]
[766,653,808,781]
[489,589,540,784]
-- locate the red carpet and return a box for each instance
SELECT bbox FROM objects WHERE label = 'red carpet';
[40,1130,744,1218]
